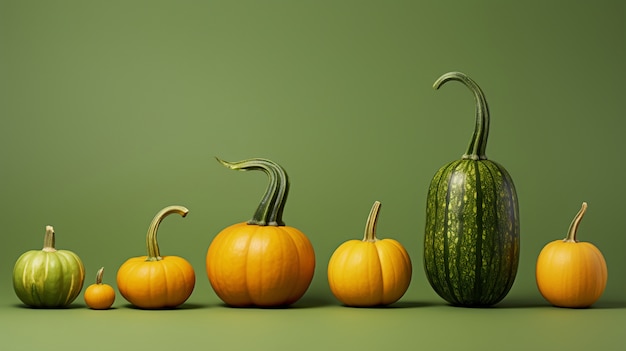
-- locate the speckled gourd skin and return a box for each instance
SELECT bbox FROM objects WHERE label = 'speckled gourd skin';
[423,72,520,307]
[424,158,519,306]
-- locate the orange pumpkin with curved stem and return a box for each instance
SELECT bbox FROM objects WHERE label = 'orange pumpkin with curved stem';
[328,201,412,307]
[206,158,315,307]
[536,202,608,308]
[117,206,195,309]
[84,267,115,310]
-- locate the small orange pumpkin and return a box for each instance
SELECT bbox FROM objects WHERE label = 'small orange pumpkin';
[117,206,195,309]
[328,201,412,306]
[206,158,315,307]
[536,202,608,308]
[84,267,116,310]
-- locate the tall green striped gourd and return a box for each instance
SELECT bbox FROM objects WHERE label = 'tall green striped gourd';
[424,72,520,307]
[13,226,85,307]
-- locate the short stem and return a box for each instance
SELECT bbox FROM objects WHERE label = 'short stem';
[564,202,587,243]
[433,71,490,161]
[216,157,289,226]
[362,201,381,242]
[42,226,57,252]
[95,267,105,285]
[146,205,189,261]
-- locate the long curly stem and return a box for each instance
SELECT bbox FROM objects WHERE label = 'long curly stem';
[217,157,289,226]
[434,71,490,161]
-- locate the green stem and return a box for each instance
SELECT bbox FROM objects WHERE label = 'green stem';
[433,71,490,161]
[564,202,587,243]
[362,201,381,242]
[146,205,189,261]
[42,225,57,252]
[95,267,104,285]
[217,157,289,226]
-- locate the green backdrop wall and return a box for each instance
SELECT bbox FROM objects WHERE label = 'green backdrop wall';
[1,1,624,350]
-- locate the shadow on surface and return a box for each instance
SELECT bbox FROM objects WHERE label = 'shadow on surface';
[211,296,337,310]
[570,300,626,310]
[121,302,209,310]
[12,303,86,310]
[322,301,441,309]
[488,299,549,309]
[380,301,440,309]
[494,299,626,310]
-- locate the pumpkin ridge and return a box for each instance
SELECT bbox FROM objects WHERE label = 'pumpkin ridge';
[46,252,65,307]
[371,242,384,305]
[282,227,303,305]
[441,163,461,305]
[383,240,412,304]
[451,163,470,304]
[481,162,500,304]
[492,162,513,304]
[160,260,170,307]
[376,242,394,305]
[169,257,195,303]
[456,162,470,303]
[243,227,258,306]
[336,243,357,304]
[63,251,84,306]
[493,162,520,304]
[473,161,484,304]
[427,163,447,301]
[327,243,347,303]
[55,252,70,306]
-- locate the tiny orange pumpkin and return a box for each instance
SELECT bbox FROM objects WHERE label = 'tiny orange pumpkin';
[206,158,315,307]
[536,202,608,308]
[84,267,115,310]
[328,201,412,306]
[117,206,195,309]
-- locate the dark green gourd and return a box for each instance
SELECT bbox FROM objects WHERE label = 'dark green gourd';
[423,72,520,307]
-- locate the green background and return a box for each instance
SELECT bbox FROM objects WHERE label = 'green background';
[1,0,625,350]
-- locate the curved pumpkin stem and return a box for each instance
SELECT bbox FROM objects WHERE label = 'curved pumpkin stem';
[216,157,289,226]
[42,225,57,253]
[95,267,105,285]
[146,205,189,261]
[433,71,490,161]
[564,202,587,243]
[362,201,381,242]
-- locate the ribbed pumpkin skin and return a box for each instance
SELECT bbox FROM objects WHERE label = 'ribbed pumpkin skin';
[328,238,412,306]
[13,250,85,308]
[117,256,195,309]
[535,203,607,308]
[536,240,607,308]
[206,222,315,307]
[424,159,520,306]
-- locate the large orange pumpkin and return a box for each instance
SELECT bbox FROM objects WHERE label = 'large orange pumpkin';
[536,202,608,308]
[328,201,412,307]
[206,158,315,307]
[117,206,195,309]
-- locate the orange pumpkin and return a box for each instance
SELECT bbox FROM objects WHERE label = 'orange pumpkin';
[536,202,608,308]
[117,206,195,309]
[328,201,412,306]
[206,158,315,307]
[84,267,116,310]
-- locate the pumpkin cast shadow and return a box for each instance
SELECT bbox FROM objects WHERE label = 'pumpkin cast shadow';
[121,303,207,310]
[13,303,86,310]
[338,301,438,309]
[215,297,335,310]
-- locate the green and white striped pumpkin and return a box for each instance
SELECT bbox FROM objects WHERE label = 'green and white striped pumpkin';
[424,72,520,307]
[13,226,85,307]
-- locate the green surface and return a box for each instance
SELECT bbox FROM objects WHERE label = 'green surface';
[1,0,625,350]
